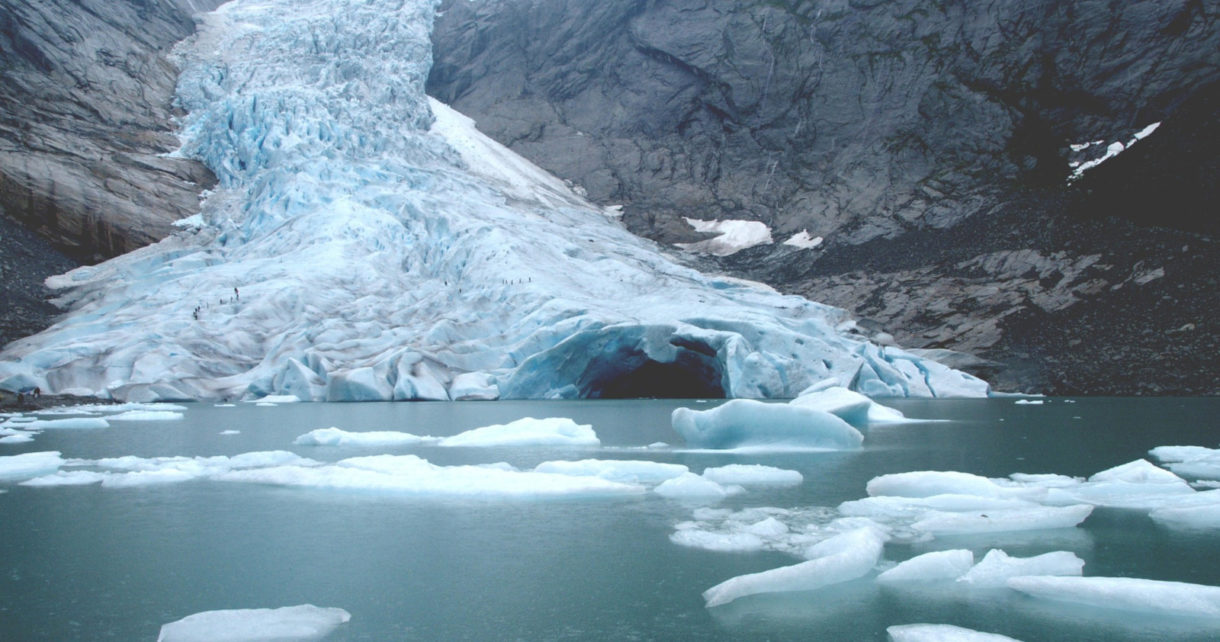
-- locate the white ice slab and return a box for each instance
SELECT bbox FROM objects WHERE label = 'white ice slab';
[157,604,351,641]
[0,451,64,481]
[533,459,688,484]
[887,624,1022,642]
[1007,575,1220,619]
[294,427,437,447]
[654,472,743,500]
[700,464,803,486]
[957,549,1084,587]
[437,417,599,448]
[877,549,975,584]
[702,527,887,607]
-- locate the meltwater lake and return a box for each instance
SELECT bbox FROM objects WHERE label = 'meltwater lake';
[3,397,1220,641]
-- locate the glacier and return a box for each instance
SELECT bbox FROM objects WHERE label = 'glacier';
[0,0,989,402]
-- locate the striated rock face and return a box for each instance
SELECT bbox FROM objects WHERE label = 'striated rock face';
[429,0,1220,394]
[0,0,222,263]
[429,0,1219,246]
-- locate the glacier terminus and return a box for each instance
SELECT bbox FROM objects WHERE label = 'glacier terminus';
[0,0,988,402]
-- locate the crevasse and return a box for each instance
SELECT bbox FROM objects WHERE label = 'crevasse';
[0,0,988,402]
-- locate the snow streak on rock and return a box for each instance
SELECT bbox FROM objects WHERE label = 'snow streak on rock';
[0,0,988,402]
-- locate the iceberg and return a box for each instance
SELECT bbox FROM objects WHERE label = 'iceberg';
[533,459,688,484]
[876,549,975,584]
[1007,576,1220,619]
[107,410,184,421]
[789,383,907,426]
[20,417,110,430]
[157,605,351,642]
[294,427,437,447]
[672,400,863,450]
[886,624,1022,642]
[702,527,887,607]
[669,506,841,557]
[0,0,989,403]
[654,473,743,500]
[911,505,1093,535]
[436,417,599,448]
[0,451,64,481]
[700,464,803,486]
[217,454,643,498]
[956,549,1084,586]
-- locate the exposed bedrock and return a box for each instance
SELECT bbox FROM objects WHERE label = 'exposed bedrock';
[0,0,222,344]
[429,0,1220,394]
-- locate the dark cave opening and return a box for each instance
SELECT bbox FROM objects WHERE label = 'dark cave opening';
[587,348,726,399]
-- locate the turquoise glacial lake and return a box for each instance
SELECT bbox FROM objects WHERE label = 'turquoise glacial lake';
[2,397,1220,640]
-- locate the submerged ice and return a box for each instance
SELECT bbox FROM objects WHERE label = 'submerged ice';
[0,0,988,403]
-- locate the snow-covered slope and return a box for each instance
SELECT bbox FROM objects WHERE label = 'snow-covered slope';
[0,0,988,402]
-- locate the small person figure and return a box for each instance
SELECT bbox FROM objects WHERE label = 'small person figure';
[234,287,239,301]
[32,387,40,399]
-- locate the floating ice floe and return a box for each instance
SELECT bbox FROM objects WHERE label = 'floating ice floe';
[1006,575,1220,619]
[0,0,989,403]
[702,526,887,607]
[436,417,598,448]
[877,549,975,584]
[33,402,187,415]
[0,433,35,444]
[0,451,64,481]
[886,623,1022,642]
[217,454,642,498]
[22,451,313,488]
[19,417,110,430]
[700,464,803,486]
[654,473,743,500]
[294,426,436,447]
[956,550,1084,587]
[669,506,839,557]
[910,505,1093,536]
[107,410,185,422]
[533,459,688,484]
[157,605,351,642]
[788,383,907,426]
[1150,445,1220,480]
[672,400,862,451]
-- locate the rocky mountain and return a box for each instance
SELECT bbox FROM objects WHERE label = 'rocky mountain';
[427,0,1220,394]
[0,0,223,345]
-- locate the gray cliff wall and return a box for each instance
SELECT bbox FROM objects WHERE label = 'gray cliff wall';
[429,0,1218,246]
[0,0,223,347]
[0,0,222,263]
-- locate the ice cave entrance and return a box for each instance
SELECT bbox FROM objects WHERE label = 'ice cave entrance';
[585,345,726,399]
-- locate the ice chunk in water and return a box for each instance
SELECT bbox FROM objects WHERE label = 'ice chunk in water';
[22,417,110,430]
[1006,576,1220,619]
[218,454,641,498]
[0,451,64,481]
[107,410,184,421]
[702,527,887,607]
[911,505,1093,535]
[654,473,743,500]
[789,384,906,426]
[437,417,599,447]
[956,549,1084,586]
[887,623,1022,641]
[867,471,1029,499]
[294,427,437,447]
[701,464,803,486]
[877,549,974,583]
[533,459,688,484]
[157,604,350,641]
[672,400,862,451]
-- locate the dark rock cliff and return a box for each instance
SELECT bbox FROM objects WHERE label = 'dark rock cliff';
[0,0,222,341]
[429,0,1220,394]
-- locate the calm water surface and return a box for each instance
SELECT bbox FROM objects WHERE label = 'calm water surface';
[2,397,1220,640]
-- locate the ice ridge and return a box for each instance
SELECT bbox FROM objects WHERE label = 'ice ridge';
[0,0,988,402]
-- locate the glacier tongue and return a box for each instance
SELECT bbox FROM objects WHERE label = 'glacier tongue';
[0,0,988,402]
